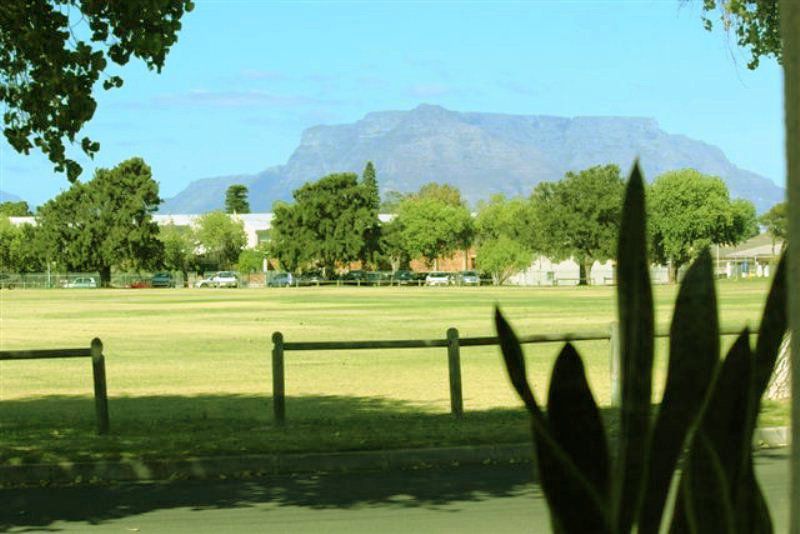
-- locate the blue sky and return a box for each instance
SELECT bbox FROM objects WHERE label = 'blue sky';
[0,0,785,207]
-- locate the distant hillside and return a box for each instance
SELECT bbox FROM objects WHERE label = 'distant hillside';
[0,190,23,204]
[160,104,784,214]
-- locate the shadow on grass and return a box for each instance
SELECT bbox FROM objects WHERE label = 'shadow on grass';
[1,394,557,465]
[0,393,553,531]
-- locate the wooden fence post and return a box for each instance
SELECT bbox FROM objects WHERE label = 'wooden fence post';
[272,331,286,426]
[90,338,109,435]
[447,327,464,417]
[609,322,621,407]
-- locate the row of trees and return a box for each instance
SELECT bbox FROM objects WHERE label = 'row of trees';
[270,163,763,284]
[1,159,774,286]
[0,158,250,286]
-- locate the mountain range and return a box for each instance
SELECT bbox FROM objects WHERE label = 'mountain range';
[0,190,23,204]
[159,104,782,214]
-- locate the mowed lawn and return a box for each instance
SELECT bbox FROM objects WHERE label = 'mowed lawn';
[0,280,784,465]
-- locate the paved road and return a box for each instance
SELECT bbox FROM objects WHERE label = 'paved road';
[1,450,790,533]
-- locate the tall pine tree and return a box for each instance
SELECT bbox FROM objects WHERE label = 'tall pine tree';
[361,162,382,268]
[225,185,250,214]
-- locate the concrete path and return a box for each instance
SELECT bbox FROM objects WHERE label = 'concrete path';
[1,450,790,533]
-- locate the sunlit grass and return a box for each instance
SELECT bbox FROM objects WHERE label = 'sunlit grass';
[0,279,786,464]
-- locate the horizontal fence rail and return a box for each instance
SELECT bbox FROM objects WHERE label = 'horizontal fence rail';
[271,324,758,424]
[0,339,109,434]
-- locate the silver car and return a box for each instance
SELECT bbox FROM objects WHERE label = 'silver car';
[425,272,451,286]
[64,277,97,288]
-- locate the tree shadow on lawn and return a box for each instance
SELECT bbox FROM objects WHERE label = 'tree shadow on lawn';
[1,393,566,465]
[0,393,558,531]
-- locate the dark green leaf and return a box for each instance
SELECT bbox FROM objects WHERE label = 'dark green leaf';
[638,250,719,533]
[670,331,753,533]
[495,308,610,534]
[495,307,538,414]
[547,343,610,503]
[614,160,655,532]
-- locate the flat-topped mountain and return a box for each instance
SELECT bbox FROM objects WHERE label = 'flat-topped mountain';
[160,104,784,213]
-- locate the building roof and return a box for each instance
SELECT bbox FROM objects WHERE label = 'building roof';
[718,233,783,259]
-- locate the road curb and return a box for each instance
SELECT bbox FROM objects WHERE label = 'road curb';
[0,443,535,486]
[1,427,788,487]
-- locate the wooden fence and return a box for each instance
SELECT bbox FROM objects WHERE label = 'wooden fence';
[271,324,754,425]
[0,338,109,434]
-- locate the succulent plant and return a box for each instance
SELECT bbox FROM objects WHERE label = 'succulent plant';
[495,162,787,533]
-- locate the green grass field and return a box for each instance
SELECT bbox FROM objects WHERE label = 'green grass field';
[0,280,787,466]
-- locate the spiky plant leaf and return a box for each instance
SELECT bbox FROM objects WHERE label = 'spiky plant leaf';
[495,309,610,534]
[614,161,655,532]
[670,331,754,533]
[547,343,611,505]
[638,250,719,533]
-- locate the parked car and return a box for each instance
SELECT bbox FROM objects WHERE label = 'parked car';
[194,273,215,288]
[151,272,175,288]
[195,271,239,288]
[267,272,295,287]
[64,277,97,288]
[391,270,415,285]
[129,278,151,289]
[212,271,239,288]
[296,271,323,286]
[364,271,390,286]
[425,272,452,286]
[457,270,481,286]
[0,273,18,289]
[342,270,367,284]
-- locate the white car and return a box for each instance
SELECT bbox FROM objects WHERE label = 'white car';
[64,277,97,288]
[425,272,451,286]
[195,271,239,288]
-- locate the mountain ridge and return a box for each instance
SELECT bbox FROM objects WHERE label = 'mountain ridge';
[159,104,784,214]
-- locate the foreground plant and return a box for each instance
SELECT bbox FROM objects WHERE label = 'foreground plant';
[495,162,787,533]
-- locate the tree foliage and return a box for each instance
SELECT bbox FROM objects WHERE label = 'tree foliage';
[195,211,246,270]
[224,184,250,214]
[701,0,782,69]
[236,246,266,274]
[0,201,32,216]
[648,169,757,277]
[412,182,466,207]
[0,0,193,180]
[0,217,44,272]
[531,164,624,284]
[475,194,537,246]
[36,157,163,285]
[395,193,472,269]
[270,173,378,275]
[474,195,536,284]
[376,218,411,272]
[380,190,407,213]
[158,223,196,282]
[476,235,531,286]
[759,201,787,248]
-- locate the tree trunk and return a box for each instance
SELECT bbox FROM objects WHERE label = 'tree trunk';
[463,248,469,270]
[578,259,592,285]
[668,261,678,284]
[766,334,792,401]
[100,265,111,288]
[778,4,800,529]
[583,258,593,285]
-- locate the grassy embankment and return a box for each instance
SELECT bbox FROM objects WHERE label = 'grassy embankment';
[0,279,785,465]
